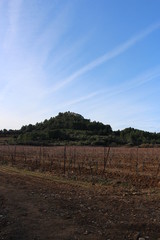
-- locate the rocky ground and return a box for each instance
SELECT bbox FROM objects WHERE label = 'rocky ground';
[0,166,160,240]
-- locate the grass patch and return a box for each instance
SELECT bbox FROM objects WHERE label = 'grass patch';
[0,164,95,189]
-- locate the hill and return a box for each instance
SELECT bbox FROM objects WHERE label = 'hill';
[0,111,160,146]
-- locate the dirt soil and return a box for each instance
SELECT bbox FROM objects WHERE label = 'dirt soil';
[0,166,160,240]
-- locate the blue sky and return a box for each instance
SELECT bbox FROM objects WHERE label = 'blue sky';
[0,0,160,131]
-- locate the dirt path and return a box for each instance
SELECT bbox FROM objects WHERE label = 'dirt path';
[0,166,160,240]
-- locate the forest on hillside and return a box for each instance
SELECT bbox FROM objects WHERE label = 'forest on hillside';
[1,112,160,147]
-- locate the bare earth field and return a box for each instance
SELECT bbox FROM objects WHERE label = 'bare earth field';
[0,165,160,240]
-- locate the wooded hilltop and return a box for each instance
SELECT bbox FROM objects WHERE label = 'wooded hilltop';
[1,111,160,147]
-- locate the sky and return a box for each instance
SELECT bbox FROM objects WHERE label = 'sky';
[0,0,160,132]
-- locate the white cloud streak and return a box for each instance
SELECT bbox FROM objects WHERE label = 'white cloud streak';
[0,0,76,129]
[54,90,101,110]
[3,0,22,51]
[49,21,160,93]
[105,65,160,98]
[80,65,160,131]
[63,65,160,109]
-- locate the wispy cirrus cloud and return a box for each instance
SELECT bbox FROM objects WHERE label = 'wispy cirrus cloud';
[47,64,160,119]
[59,65,160,111]
[48,21,160,93]
[3,0,23,51]
[0,0,79,128]
[81,65,160,131]
[105,65,160,99]
[54,90,101,111]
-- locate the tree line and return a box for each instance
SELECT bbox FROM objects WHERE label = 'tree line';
[1,112,160,146]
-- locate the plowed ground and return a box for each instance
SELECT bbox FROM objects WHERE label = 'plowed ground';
[0,166,160,240]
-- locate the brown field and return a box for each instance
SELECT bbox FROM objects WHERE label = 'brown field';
[0,146,160,187]
[0,146,160,239]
